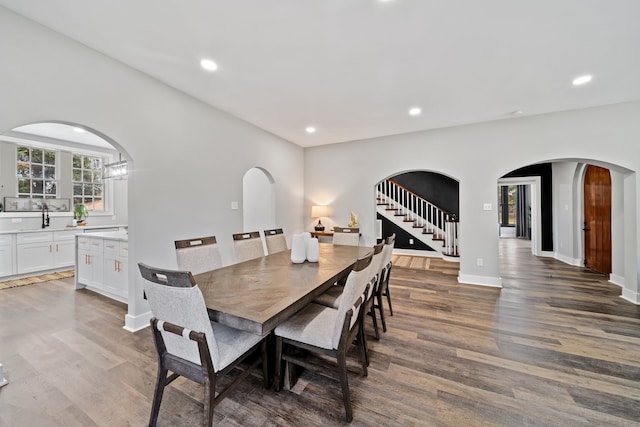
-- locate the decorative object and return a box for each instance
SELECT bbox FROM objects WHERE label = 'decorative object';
[290,233,306,263]
[306,237,319,262]
[311,205,329,231]
[74,204,89,224]
[348,211,358,228]
[3,197,70,212]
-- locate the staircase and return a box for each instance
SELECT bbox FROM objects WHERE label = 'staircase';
[376,179,459,261]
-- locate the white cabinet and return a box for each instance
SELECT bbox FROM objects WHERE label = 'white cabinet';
[53,230,77,268]
[76,236,103,290]
[16,232,54,274]
[103,240,128,299]
[0,235,14,277]
[76,233,128,302]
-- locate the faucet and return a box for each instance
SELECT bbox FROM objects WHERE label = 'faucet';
[42,203,50,228]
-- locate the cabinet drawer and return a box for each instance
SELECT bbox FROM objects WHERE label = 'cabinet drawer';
[77,236,92,250]
[89,239,104,253]
[119,241,128,258]
[54,230,79,242]
[0,235,13,246]
[103,240,119,257]
[17,232,53,245]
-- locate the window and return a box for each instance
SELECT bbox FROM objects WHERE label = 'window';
[16,145,57,198]
[498,185,516,226]
[72,153,104,211]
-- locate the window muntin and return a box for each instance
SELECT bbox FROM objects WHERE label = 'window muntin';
[16,146,57,198]
[72,153,104,211]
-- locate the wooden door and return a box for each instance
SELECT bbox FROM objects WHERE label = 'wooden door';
[583,165,612,274]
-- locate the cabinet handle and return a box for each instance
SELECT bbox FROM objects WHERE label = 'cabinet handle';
[49,244,52,253]
[56,244,59,252]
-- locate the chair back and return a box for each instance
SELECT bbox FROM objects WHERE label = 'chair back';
[379,234,396,290]
[367,242,385,298]
[138,263,221,370]
[332,227,360,246]
[175,236,222,276]
[264,228,288,254]
[331,252,373,348]
[232,231,265,263]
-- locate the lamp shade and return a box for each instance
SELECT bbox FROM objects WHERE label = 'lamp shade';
[311,205,329,218]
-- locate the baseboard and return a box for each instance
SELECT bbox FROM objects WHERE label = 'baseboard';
[123,311,152,332]
[620,289,640,305]
[609,274,625,288]
[458,273,503,288]
[554,252,582,267]
[539,250,555,258]
[393,249,441,258]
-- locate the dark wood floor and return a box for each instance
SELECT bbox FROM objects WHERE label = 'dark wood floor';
[1,238,640,426]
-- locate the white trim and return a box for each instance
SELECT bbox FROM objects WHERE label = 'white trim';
[553,252,582,266]
[539,250,555,258]
[458,273,503,288]
[620,289,640,305]
[392,248,441,258]
[609,274,625,288]
[123,311,152,332]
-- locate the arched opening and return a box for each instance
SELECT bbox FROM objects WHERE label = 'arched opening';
[242,167,275,233]
[374,170,459,261]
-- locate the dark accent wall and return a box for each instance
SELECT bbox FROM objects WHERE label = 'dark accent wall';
[502,163,553,252]
[378,214,435,251]
[381,171,458,251]
[392,171,459,216]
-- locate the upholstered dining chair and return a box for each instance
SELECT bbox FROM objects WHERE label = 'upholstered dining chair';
[175,235,222,276]
[332,227,360,246]
[264,228,288,254]
[372,234,396,334]
[232,231,265,263]
[138,263,268,427]
[274,251,373,423]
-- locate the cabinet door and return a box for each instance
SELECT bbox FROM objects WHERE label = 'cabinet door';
[17,242,54,274]
[77,249,92,285]
[53,241,75,268]
[0,244,14,277]
[103,256,128,300]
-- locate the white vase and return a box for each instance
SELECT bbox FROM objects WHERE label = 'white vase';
[306,238,319,262]
[290,233,306,263]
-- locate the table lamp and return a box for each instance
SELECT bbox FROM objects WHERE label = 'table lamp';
[311,205,329,231]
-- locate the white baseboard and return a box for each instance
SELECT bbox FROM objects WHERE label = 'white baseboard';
[609,274,625,288]
[621,288,640,305]
[123,311,152,332]
[539,250,555,258]
[458,273,503,288]
[554,252,582,266]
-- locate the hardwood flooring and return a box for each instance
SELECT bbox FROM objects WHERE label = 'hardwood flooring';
[1,238,640,426]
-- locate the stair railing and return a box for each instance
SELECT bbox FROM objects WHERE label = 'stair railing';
[377,179,459,256]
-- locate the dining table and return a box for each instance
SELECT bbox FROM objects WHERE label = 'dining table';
[193,243,372,336]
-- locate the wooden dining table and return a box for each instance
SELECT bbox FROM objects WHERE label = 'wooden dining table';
[193,243,372,336]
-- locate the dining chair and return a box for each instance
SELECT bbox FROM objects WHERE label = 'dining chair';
[264,228,288,254]
[314,242,385,364]
[232,231,265,263]
[138,263,268,427]
[372,233,396,334]
[174,235,222,276]
[332,227,360,246]
[274,251,373,423]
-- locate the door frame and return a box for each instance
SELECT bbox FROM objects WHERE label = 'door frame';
[497,176,543,257]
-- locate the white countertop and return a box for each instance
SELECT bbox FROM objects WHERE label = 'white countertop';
[0,224,127,235]
[81,230,128,242]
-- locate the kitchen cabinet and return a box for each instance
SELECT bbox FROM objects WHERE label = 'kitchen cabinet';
[76,231,128,303]
[16,230,79,274]
[0,235,14,277]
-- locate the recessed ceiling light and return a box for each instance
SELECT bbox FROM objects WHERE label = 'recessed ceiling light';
[305,126,316,134]
[200,58,218,72]
[409,107,422,116]
[572,74,592,86]
[73,127,86,133]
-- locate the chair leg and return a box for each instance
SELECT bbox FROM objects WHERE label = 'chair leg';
[377,293,387,333]
[203,376,216,427]
[261,340,269,389]
[385,287,394,316]
[369,306,380,340]
[274,336,283,392]
[149,366,168,427]
[337,353,353,423]
[358,322,369,372]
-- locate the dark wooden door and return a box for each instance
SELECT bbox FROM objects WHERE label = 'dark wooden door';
[583,165,612,274]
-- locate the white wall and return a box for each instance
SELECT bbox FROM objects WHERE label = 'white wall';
[305,101,640,299]
[552,162,580,265]
[243,167,275,233]
[0,6,305,330]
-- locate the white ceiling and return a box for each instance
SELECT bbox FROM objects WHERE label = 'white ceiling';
[2,0,639,147]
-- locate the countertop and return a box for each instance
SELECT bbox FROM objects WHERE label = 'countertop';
[0,224,127,235]
[80,230,128,242]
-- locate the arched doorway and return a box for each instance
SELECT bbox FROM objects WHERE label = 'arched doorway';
[242,167,275,233]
